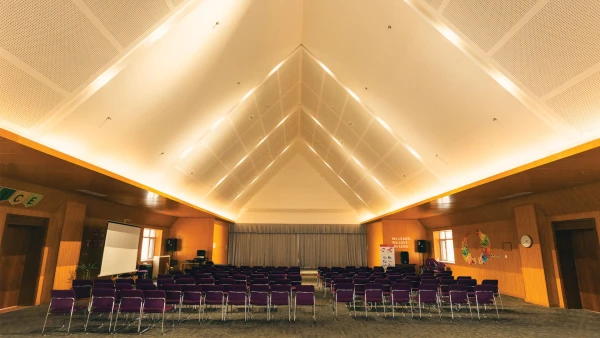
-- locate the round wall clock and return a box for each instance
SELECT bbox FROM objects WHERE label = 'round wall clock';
[520,235,533,248]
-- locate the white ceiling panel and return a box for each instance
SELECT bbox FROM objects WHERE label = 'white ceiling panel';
[320,76,347,116]
[281,83,301,113]
[300,83,320,113]
[254,73,280,113]
[317,102,340,134]
[361,122,397,158]
[260,102,284,133]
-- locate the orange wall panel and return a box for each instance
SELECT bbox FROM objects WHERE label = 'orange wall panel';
[382,220,427,266]
[212,221,230,265]
[169,217,215,262]
[366,221,383,267]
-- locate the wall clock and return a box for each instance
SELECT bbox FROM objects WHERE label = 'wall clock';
[520,235,533,248]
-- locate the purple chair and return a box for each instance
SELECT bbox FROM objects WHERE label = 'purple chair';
[482,279,503,310]
[163,284,183,318]
[364,283,385,319]
[136,283,157,291]
[203,285,225,321]
[288,275,302,287]
[157,278,174,288]
[72,280,92,304]
[333,283,354,318]
[249,289,270,321]
[136,278,154,285]
[176,278,196,285]
[42,290,82,335]
[113,289,144,334]
[157,274,171,279]
[474,285,499,321]
[270,284,292,321]
[84,288,116,333]
[143,290,175,334]
[226,285,248,321]
[294,285,315,323]
[390,285,413,319]
[174,273,192,280]
[196,277,215,286]
[417,288,441,320]
[94,279,114,289]
[251,278,269,285]
[180,285,203,322]
[116,278,135,285]
[449,284,472,320]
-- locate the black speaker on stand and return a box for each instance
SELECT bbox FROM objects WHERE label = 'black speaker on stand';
[400,251,409,264]
[166,238,178,251]
[416,240,427,270]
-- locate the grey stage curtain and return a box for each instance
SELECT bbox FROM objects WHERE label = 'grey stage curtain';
[228,224,367,267]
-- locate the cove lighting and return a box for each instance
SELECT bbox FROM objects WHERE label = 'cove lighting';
[346,88,361,103]
[276,116,289,127]
[311,116,323,128]
[352,156,364,168]
[237,155,248,166]
[268,61,285,76]
[180,146,194,159]
[405,145,423,161]
[318,61,334,76]
[214,175,227,188]
[145,24,171,46]
[241,88,255,102]
[91,69,118,91]
[375,117,392,132]
[211,117,225,131]
[250,176,259,185]
[332,136,342,147]
[308,145,317,154]
[372,176,384,189]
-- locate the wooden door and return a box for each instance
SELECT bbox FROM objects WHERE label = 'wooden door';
[571,229,600,312]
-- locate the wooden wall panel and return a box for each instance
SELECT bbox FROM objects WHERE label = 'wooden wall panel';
[382,220,427,266]
[212,221,230,265]
[38,204,64,304]
[168,218,215,262]
[514,205,549,306]
[436,220,526,298]
[366,221,383,267]
[53,201,86,290]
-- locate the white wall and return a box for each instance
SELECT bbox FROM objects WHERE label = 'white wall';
[236,153,360,224]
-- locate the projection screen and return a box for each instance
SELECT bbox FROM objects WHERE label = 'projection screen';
[98,221,141,277]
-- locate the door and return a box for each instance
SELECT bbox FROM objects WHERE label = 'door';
[0,224,46,308]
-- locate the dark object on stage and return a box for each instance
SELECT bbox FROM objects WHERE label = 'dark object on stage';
[416,240,427,253]
[400,251,409,264]
[166,238,178,251]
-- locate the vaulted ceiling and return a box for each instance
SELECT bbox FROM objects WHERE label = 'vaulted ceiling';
[1,0,600,223]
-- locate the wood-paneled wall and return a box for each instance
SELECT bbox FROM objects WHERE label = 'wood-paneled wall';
[382,220,427,266]
[430,220,526,298]
[168,218,215,262]
[366,221,383,267]
[53,201,87,290]
[212,220,230,265]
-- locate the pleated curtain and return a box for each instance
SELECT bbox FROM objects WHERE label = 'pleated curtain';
[228,224,367,267]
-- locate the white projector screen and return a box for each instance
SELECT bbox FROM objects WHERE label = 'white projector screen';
[98,221,141,277]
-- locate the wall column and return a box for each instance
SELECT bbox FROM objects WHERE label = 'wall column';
[53,201,87,290]
[514,204,550,306]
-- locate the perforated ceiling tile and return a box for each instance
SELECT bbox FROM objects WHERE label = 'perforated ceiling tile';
[170,0,187,7]
[352,141,380,171]
[361,122,397,157]
[320,76,347,116]
[260,102,283,132]
[371,162,401,190]
[300,53,323,93]
[251,152,272,172]
[384,144,424,178]
[269,137,286,156]
[240,120,265,150]
[254,74,280,113]
[313,127,332,150]
[82,0,170,48]
[219,140,247,170]
[281,83,301,113]
[316,102,339,133]
[204,121,240,155]
[0,0,118,91]
[0,57,63,128]
[300,84,320,113]
[334,120,360,151]
[546,70,600,134]
[342,99,373,137]
[423,0,444,10]
[312,139,329,158]
[197,159,228,188]
[278,52,301,94]
[493,0,600,97]
[443,0,538,52]
[231,156,257,186]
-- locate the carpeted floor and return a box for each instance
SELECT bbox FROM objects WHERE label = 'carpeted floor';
[1,276,598,337]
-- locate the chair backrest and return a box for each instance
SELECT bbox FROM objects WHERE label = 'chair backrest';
[271,284,291,293]
[90,288,115,309]
[365,288,383,302]
[50,290,76,311]
[116,279,134,285]
[418,283,437,291]
[136,283,157,290]
[119,290,144,310]
[335,283,354,291]
[295,285,314,293]
[157,274,172,279]
[174,274,192,280]
[364,283,382,291]
[482,279,498,286]
[252,278,269,285]
[391,289,411,303]
[448,283,467,292]
[353,278,368,285]
[136,278,154,285]
[143,290,166,309]
[250,290,269,304]
[449,289,469,304]
[196,277,215,285]
[228,284,247,292]
[418,289,438,303]
[474,285,495,304]
[390,282,411,291]
[457,276,472,280]
[181,285,202,302]
[251,284,270,292]
[72,279,93,287]
[176,278,196,285]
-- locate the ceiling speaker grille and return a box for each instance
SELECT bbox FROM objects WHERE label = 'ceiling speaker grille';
[443,0,538,52]
[0,0,119,92]
[82,0,170,48]
[0,57,63,128]
[423,0,443,10]
[493,0,600,97]
[546,70,600,134]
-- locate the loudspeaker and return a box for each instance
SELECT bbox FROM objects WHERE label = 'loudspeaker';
[400,251,409,264]
[197,250,206,258]
[416,240,427,253]
[166,238,178,251]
